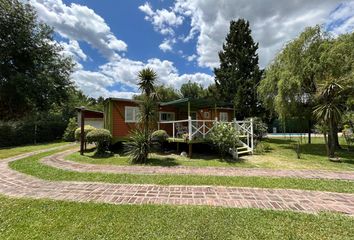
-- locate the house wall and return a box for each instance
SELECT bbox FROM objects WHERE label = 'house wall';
[109,99,235,139]
[111,100,139,138]
[77,111,104,129]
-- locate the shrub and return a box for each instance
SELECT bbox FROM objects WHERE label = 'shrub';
[86,129,112,154]
[0,119,66,147]
[124,129,151,164]
[254,142,271,155]
[208,122,238,158]
[246,117,268,141]
[74,125,96,141]
[62,117,78,142]
[151,130,169,143]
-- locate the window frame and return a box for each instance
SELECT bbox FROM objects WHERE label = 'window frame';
[125,106,139,123]
[159,111,175,122]
[219,112,228,122]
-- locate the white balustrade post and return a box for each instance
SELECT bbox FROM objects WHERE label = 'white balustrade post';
[173,122,175,140]
[202,120,205,138]
[250,118,254,153]
[188,116,192,141]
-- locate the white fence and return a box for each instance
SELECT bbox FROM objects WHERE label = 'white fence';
[158,117,254,152]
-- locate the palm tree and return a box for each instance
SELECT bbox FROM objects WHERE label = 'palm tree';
[138,68,157,98]
[313,80,347,158]
[125,68,158,164]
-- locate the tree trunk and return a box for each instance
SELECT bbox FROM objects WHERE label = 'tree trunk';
[328,118,335,158]
[308,119,312,144]
[323,132,329,157]
[333,124,341,150]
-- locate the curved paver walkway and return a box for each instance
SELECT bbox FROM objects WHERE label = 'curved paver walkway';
[42,149,354,181]
[0,149,354,215]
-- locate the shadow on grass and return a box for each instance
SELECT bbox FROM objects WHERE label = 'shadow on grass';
[145,157,180,167]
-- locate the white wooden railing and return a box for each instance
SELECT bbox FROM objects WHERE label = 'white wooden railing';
[158,117,254,152]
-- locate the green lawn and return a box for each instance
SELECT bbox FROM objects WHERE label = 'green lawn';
[0,195,352,239]
[10,149,354,193]
[67,137,354,171]
[0,142,70,159]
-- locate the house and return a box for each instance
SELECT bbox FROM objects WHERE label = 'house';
[76,108,104,129]
[103,97,254,157]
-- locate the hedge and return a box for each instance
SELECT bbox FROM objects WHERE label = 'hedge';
[0,120,66,147]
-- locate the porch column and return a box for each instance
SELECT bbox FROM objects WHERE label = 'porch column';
[250,118,254,153]
[188,100,191,118]
[188,116,192,141]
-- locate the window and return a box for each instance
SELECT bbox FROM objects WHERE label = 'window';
[159,112,175,121]
[203,111,210,119]
[219,112,228,122]
[125,106,139,123]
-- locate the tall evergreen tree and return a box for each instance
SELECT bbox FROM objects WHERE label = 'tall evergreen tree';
[0,0,74,120]
[214,19,261,119]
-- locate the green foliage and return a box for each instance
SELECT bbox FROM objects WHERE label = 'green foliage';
[137,68,157,98]
[156,85,180,101]
[0,0,74,120]
[214,19,263,119]
[86,129,112,154]
[258,26,324,120]
[246,117,268,141]
[124,129,151,164]
[0,117,66,147]
[208,122,238,158]
[254,142,271,155]
[74,125,96,142]
[151,130,169,143]
[180,80,206,99]
[62,117,78,142]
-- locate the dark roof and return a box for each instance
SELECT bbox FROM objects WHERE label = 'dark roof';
[160,98,233,109]
[75,107,104,114]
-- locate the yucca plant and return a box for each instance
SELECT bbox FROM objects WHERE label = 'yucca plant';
[124,129,151,164]
[124,68,158,164]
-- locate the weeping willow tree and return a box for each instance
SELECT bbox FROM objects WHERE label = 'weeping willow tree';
[259,26,354,154]
[258,26,325,143]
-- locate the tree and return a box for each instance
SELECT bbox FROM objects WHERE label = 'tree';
[180,80,206,99]
[125,68,158,164]
[134,85,180,102]
[137,68,157,98]
[0,0,74,120]
[258,26,325,143]
[314,80,348,158]
[155,85,180,101]
[214,19,262,119]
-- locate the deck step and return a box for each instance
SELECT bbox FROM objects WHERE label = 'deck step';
[237,150,252,155]
[237,146,248,150]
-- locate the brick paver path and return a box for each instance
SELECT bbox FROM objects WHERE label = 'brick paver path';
[42,149,354,181]
[0,149,354,215]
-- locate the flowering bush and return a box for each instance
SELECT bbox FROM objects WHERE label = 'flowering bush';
[208,122,238,158]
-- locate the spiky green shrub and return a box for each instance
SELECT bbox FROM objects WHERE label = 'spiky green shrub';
[124,129,151,164]
[86,129,112,154]
[208,122,238,158]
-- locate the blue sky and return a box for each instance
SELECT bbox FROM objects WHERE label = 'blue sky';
[29,0,354,98]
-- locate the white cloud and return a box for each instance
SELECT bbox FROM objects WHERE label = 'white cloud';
[139,0,349,68]
[173,0,344,68]
[187,54,197,62]
[59,40,87,62]
[30,0,127,60]
[327,2,354,36]
[159,38,176,52]
[139,1,183,36]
